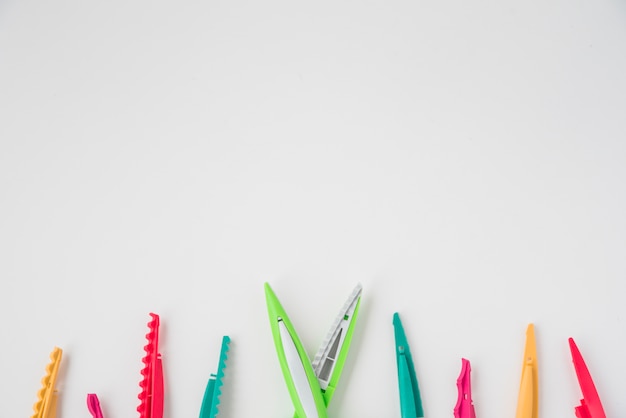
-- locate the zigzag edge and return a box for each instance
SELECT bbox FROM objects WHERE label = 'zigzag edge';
[31,347,62,418]
[137,313,159,418]
[208,335,231,418]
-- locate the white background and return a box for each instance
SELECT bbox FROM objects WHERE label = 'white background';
[1,1,625,418]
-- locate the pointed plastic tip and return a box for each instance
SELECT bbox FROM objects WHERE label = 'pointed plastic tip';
[87,393,98,405]
[461,358,471,369]
[87,394,103,418]
[49,347,63,362]
[524,322,536,343]
[264,282,284,320]
[353,282,364,294]
[568,338,578,358]
[568,337,583,363]
[393,313,408,345]
[457,358,472,383]
[454,359,474,418]
[264,282,278,302]
[525,324,536,349]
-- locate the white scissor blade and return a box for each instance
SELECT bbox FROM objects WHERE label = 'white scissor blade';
[311,283,362,390]
[279,320,321,418]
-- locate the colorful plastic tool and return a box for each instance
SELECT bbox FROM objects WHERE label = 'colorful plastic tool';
[393,313,424,418]
[137,313,164,418]
[199,336,231,418]
[515,324,538,418]
[569,338,606,418]
[453,358,475,418]
[31,347,63,418]
[87,394,104,418]
[265,282,362,418]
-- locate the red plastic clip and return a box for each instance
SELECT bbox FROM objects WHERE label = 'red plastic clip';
[569,338,606,418]
[454,358,476,418]
[137,313,164,418]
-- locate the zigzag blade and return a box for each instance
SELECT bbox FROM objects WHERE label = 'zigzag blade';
[137,313,160,418]
[312,284,362,373]
[208,336,231,418]
[31,347,63,418]
[311,283,362,398]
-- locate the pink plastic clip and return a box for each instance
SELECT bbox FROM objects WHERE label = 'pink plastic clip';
[453,358,476,418]
[87,394,104,418]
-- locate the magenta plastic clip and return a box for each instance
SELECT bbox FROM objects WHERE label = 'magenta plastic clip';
[569,338,606,418]
[453,358,476,418]
[87,393,104,418]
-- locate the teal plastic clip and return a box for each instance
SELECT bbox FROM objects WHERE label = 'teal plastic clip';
[199,336,231,418]
[393,313,424,418]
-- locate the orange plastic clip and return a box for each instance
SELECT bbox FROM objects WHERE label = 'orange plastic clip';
[31,347,63,418]
[137,313,164,418]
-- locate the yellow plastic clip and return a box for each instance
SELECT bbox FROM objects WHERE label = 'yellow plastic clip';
[515,324,538,418]
[31,347,63,418]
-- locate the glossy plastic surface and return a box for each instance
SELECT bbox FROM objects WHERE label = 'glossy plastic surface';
[515,324,538,418]
[137,313,164,418]
[393,313,424,418]
[569,338,606,418]
[453,358,476,418]
[31,347,63,418]
[199,336,231,418]
[87,394,104,418]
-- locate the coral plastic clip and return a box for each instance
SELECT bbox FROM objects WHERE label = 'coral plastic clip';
[515,324,538,418]
[137,313,164,418]
[569,338,606,418]
[87,393,104,418]
[31,347,63,418]
[454,358,476,418]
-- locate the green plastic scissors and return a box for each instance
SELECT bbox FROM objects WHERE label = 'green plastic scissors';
[264,282,363,418]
